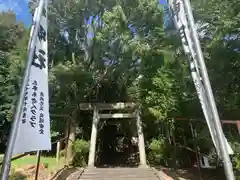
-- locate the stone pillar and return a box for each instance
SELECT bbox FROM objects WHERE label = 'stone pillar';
[237,121,240,135]
[136,107,147,167]
[88,106,99,167]
[66,118,76,162]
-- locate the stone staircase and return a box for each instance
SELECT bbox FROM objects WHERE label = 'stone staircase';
[78,167,162,180]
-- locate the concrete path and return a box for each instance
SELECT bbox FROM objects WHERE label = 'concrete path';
[77,167,173,180]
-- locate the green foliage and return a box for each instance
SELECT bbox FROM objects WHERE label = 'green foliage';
[9,169,27,180]
[9,173,26,180]
[145,68,177,121]
[0,156,2,169]
[230,140,240,169]
[193,0,240,118]
[43,162,49,169]
[0,12,26,52]
[72,139,89,167]
[147,138,170,166]
[0,11,28,149]
[0,12,27,121]
[0,51,20,120]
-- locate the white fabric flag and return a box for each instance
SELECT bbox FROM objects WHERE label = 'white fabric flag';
[169,0,233,155]
[13,1,51,155]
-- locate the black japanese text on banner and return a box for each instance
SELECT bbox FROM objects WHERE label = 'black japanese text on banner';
[168,0,233,155]
[13,1,51,155]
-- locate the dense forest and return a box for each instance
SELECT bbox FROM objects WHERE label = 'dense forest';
[0,0,239,177]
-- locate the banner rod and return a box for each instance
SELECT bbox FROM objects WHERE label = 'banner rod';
[182,0,235,179]
[0,0,45,179]
[34,151,41,180]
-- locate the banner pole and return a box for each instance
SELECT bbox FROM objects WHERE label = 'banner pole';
[0,1,45,179]
[34,151,41,180]
[182,0,235,179]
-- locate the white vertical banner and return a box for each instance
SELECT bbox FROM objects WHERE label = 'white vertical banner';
[13,0,51,155]
[168,0,233,155]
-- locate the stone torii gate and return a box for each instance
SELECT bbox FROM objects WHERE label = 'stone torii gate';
[79,102,147,167]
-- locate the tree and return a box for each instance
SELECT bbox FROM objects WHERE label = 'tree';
[0,12,28,149]
[0,12,28,120]
[193,0,240,119]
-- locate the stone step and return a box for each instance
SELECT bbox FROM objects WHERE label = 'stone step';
[83,170,154,174]
[78,168,159,180]
[80,174,156,178]
[79,178,158,180]
[84,168,153,172]
[82,173,155,176]
[83,170,154,175]
[82,174,155,177]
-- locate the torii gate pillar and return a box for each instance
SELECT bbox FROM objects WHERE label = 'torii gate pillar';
[88,106,99,167]
[136,107,147,166]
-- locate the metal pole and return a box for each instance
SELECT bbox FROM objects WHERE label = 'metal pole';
[0,1,45,179]
[182,0,235,179]
[34,151,41,180]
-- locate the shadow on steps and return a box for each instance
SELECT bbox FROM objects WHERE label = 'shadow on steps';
[50,166,83,180]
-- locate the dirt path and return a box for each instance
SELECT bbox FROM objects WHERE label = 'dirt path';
[155,167,226,180]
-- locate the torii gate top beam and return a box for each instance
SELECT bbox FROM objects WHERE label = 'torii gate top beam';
[79,102,136,110]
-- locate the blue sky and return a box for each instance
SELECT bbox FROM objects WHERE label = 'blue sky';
[0,0,32,26]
